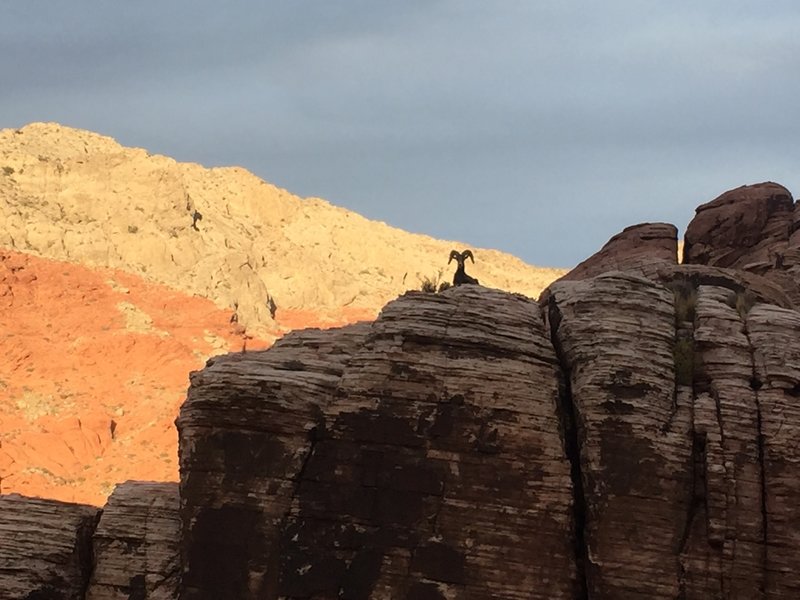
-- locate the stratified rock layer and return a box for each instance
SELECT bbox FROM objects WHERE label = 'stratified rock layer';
[87,481,180,600]
[178,286,578,599]
[748,304,800,598]
[546,272,694,597]
[684,182,800,305]
[561,222,679,281]
[2,181,800,599]
[0,494,98,599]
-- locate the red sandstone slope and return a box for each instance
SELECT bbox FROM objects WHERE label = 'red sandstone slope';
[0,250,366,506]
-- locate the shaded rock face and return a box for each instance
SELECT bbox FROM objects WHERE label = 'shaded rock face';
[177,273,800,599]
[178,287,578,599]
[0,494,98,599]
[547,272,693,597]
[561,222,679,281]
[3,263,800,598]
[1,483,180,600]
[684,182,800,305]
[86,482,180,600]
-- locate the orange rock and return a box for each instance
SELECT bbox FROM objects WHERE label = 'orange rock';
[0,249,375,505]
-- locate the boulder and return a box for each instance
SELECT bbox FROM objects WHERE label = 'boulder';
[684,182,794,269]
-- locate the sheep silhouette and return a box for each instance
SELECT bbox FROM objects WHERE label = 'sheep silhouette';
[449,249,479,285]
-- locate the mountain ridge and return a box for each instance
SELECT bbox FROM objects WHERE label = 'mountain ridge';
[0,122,565,337]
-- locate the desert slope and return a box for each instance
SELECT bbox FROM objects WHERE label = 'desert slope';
[0,122,565,336]
[0,250,259,505]
[0,249,378,505]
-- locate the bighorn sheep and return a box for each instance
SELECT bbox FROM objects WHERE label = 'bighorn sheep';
[449,249,479,285]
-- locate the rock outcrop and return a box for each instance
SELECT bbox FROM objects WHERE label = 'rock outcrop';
[86,482,180,600]
[546,271,693,597]
[684,182,800,305]
[178,287,578,598]
[560,222,680,281]
[2,181,800,598]
[1,483,181,600]
[0,494,98,599]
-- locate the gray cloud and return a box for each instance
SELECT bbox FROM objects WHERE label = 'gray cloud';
[2,1,799,266]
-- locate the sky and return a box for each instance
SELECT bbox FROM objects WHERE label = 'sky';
[2,1,799,267]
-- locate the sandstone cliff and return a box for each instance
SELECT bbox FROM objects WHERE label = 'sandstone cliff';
[0,123,564,337]
[2,182,800,599]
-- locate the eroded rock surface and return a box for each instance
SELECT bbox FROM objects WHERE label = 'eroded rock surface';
[546,272,693,597]
[561,222,679,281]
[2,181,800,599]
[684,182,800,305]
[0,494,97,599]
[87,481,180,600]
[178,286,577,599]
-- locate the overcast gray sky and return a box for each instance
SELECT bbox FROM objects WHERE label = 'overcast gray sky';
[2,1,798,267]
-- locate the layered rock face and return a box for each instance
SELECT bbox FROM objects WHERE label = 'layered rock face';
[0,494,98,598]
[86,482,180,599]
[3,181,800,598]
[178,287,578,598]
[0,483,180,600]
[684,182,800,304]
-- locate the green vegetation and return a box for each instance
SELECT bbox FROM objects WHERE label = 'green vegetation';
[667,278,697,324]
[127,224,139,234]
[419,269,451,293]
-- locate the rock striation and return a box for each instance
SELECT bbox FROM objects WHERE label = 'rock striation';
[0,494,98,599]
[684,182,800,305]
[86,481,180,600]
[2,181,800,598]
[177,287,577,598]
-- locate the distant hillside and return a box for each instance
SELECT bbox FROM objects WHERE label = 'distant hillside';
[0,123,565,336]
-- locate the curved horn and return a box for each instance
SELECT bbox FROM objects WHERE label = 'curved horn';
[449,250,460,264]
[463,249,475,263]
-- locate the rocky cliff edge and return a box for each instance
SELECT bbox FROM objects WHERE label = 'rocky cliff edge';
[3,182,800,599]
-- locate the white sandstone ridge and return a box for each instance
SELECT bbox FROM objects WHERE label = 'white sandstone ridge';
[0,122,565,335]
